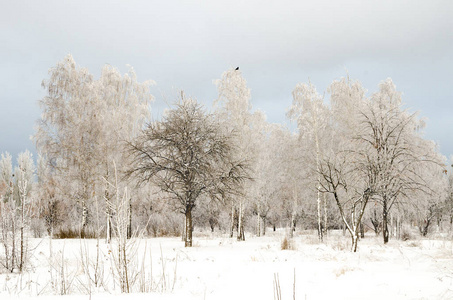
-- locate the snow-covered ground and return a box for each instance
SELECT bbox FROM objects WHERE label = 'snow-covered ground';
[2,230,453,299]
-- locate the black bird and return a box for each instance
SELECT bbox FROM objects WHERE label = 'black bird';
[235,67,239,70]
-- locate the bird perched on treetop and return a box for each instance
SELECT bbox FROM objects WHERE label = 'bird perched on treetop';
[235,67,239,70]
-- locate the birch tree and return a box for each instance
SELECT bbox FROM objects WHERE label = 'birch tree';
[0,151,35,272]
[97,64,152,242]
[327,77,445,245]
[287,82,331,241]
[318,78,376,251]
[35,55,101,237]
[214,68,259,241]
[14,151,35,272]
[0,152,13,203]
[34,55,153,238]
[246,110,270,237]
[0,152,15,271]
[319,149,374,252]
[413,161,447,236]
[359,79,444,243]
[36,155,63,236]
[258,124,295,233]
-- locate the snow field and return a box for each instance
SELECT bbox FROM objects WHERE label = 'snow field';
[1,230,453,299]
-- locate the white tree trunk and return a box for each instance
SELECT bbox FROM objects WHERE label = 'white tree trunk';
[314,107,323,242]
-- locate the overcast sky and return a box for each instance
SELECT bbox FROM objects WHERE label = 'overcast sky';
[1,0,452,163]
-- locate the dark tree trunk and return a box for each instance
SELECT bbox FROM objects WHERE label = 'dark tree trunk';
[230,206,237,238]
[209,218,215,233]
[360,223,364,239]
[19,225,24,272]
[352,232,359,252]
[127,198,132,239]
[108,215,113,241]
[237,203,245,241]
[185,207,193,247]
[396,215,401,240]
[436,214,442,232]
[81,197,89,239]
[382,200,389,244]
[80,183,91,239]
[420,219,430,237]
[370,209,381,236]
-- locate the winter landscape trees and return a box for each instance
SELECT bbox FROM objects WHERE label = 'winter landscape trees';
[0,55,451,297]
[0,151,35,272]
[23,56,449,250]
[33,54,152,238]
[127,95,249,247]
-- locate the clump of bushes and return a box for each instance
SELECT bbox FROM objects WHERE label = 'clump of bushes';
[54,228,98,239]
[401,230,412,241]
[281,236,296,250]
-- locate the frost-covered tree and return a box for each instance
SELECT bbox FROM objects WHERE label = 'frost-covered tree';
[358,79,444,243]
[35,55,102,237]
[36,154,64,236]
[323,77,445,247]
[0,152,15,271]
[319,146,374,252]
[34,55,153,238]
[0,152,13,203]
[14,151,35,272]
[254,123,306,235]
[97,64,152,242]
[127,95,249,247]
[412,161,447,236]
[214,68,262,241]
[444,165,453,233]
[254,124,290,232]
[0,151,35,272]
[287,82,331,241]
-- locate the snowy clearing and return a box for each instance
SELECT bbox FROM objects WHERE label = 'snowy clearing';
[1,230,453,300]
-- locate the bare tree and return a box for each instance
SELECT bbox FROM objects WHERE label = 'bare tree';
[127,95,249,247]
[319,148,374,252]
[358,79,444,243]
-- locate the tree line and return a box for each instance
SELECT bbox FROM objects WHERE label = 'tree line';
[0,55,451,262]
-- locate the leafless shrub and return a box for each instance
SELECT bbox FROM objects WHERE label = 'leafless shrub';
[54,227,98,239]
[46,242,76,295]
[77,238,108,295]
[30,217,46,238]
[330,239,348,251]
[273,269,297,300]
[281,236,296,250]
[407,240,420,248]
[273,273,281,300]
[334,266,355,277]
[401,229,412,241]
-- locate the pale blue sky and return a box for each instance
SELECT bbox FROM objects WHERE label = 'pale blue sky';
[1,0,452,162]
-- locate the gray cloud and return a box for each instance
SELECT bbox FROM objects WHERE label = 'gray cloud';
[1,0,452,161]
